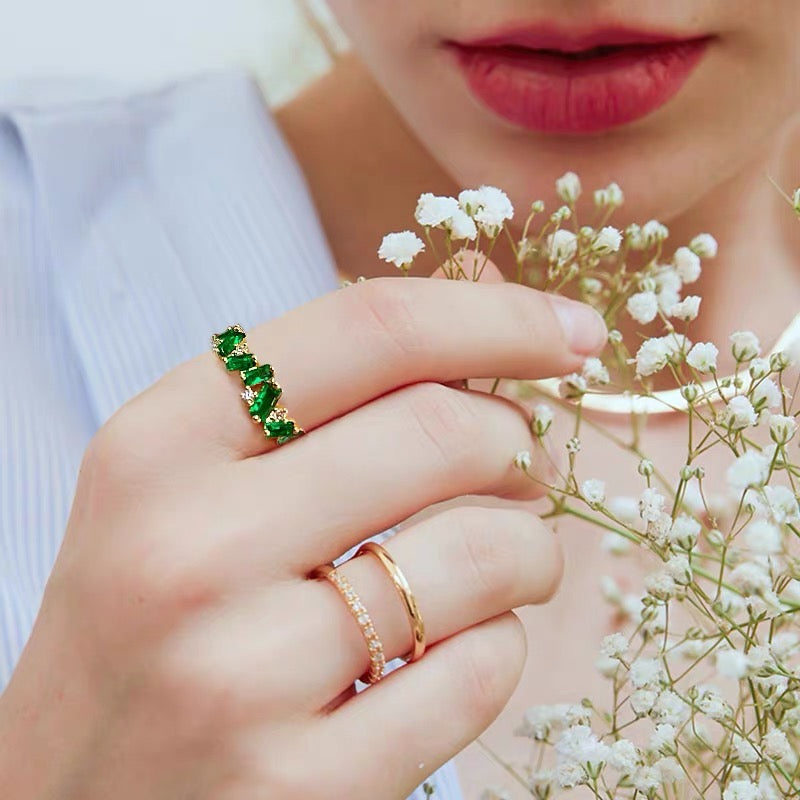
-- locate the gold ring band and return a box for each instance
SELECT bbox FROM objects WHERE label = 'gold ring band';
[311,563,387,684]
[355,541,426,663]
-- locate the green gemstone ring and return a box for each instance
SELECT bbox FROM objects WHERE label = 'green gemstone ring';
[211,325,305,446]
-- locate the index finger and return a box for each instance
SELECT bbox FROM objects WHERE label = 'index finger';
[167,276,607,459]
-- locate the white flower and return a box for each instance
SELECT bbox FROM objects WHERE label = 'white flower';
[595,182,624,208]
[727,451,770,491]
[668,515,701,549]
[732,735,759,764]
[447,208,479,240]
[655,268,683,314]
[633,765,662,793]
[669,295,701,321]
[513,450,532,471]
[673,246,702,282]
[697,687,733,719]
[753,379,782,410]
[559,373,587,400]
[662,332,691,359]
[515,704,590,740]
[639,488,667,522]
[723,780,761,800]
[645,571,678,600]
[763,729,792,762]
[581,479,606,508]
[763,484,800,524]
[750,357,771,379]
[652,690,689,725]
[481,788,512,800]
[730,331,761,362]
[642,219,669,245]
[378,231,425,268]
[532,404,554,436]
[687,341,719,372]
[690,233,718,258]
[649,724,676,754]
[415,193,460,227]
[769,414,797,444]
[458,186,514,235]
[608,739,639,774]
[716,648,749,679]
[655,756,683,783]
[635,337,670,376]
[729,561,772,596]
[627,292,659,324]
[582,357,610,385]
[665,554,692,585]
[744,519,782,555]
[555,171,582,203]
[601,532,632,555]
[770,632,798,660]
[566,437,581,454]
[595,655,620,677]
[547,229,578,263]
[629,658,665,689]
[630,688,659,715]
[593,226,622,255]
[554,725,610,786]
[723,396,757,430]
[600,633,629,660]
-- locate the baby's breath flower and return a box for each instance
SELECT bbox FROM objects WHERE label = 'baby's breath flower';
[448,209,478,241]
[723,780,761,800]
[630,688,659,715]
[629,657,666,689]
[687,341,719,372]
[753,379,782,410]
[596,654,620,677]
[730,330,761,362]
[770,350,791,371]
[627,291,659,324]
[555,171,581,203]
[697,686,734,719]
[531,403,554,436]
[559,372,587,400]
[581,479,606,508]
[673,246,702,283]
[665,554,692,585]
[635,337,670,376]
[547,229,578,264]
[580,276,602,295]
[763,484,800,524]
[642,219,669,246]
[743,519,782,555]
[378,231,425,268]
[592,226,622,255]
[763,729,792,763]
[655,268,683,314]
[653,690,689,725]
[458,186,514,235]
[639,487,666,522]
[608,738,640,774]
[732,735,760,764]
[690,233,718,258]
[769,413,797,444]
[750,357,771,379]
[515,704,589,741]
[729,561,772,597]
[415,193,458,227]
[681,382,701,404]
[723,396,757,430]
[481,787,512,800]
[601,532,631,555]
[770,632,798,660]
[594,182,624,208]
[554,725,610,787]
[670,295,701,321]
[600,632,629,660]
[649,724,677,755]
[582,357,610,385]
[669,515,701,549]
[715,648,749,680]
[645,570,679,600]
[513,450,532,471]
[727,450,770,491]
[566,437,581,454]
[625,223,646,250]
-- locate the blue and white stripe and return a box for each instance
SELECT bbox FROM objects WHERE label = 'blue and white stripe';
[0,69,461,800]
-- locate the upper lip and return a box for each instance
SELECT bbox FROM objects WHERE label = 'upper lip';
[449,23,706,54]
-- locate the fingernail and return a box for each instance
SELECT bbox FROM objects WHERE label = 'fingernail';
[549,295,608,355]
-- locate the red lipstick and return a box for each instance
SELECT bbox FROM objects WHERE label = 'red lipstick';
[447,25,711,134]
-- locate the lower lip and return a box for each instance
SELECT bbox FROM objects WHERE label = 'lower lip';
[449,37,710,134]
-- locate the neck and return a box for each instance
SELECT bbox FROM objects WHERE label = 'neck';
[276,56,800,361]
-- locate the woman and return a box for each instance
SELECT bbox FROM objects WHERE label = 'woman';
[1,2,798,798]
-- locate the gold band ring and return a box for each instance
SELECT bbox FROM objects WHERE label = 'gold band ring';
[311,563,387,684]
[355,541,427,663]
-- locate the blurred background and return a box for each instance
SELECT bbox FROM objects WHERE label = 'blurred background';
[0,0,346,106]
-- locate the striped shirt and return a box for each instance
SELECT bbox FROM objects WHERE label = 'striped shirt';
[0,68,461,800]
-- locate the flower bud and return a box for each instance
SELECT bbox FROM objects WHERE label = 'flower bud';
[555,171,582,203]
[706,529,725,547]
[638,459,655,477]
[580,276,603,295]
[770,351,791,372]
[749,358,771,379]
[681,382,701,404]
[559,373,587,400]
[531,199,545,213]
[793,187,800,215]
[531,403,554,437]
[770,414,798,445]
[680,465,695,481]
[608,329,623,345]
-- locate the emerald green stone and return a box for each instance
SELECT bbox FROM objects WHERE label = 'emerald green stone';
[225,353,256,372]
[249,381,282,418]
[214,326,245,357]
[243,363,274,387]
[264,417,297,441]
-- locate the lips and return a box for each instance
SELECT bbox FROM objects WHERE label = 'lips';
[447,25,711,134]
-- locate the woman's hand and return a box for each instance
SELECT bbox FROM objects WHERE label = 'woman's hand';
[0,270,606,800]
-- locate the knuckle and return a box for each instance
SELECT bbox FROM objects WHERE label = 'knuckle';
[454,615,526,727]
[353,278,428,365]
[403,381,481,472]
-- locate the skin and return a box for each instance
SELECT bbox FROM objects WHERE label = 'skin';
[1,3,799,799]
